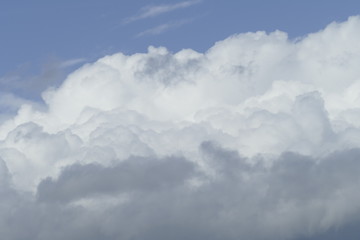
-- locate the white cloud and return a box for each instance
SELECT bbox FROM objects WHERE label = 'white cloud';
[2,15,360,239]
[123,0,202,24]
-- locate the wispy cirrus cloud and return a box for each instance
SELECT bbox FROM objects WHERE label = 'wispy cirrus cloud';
[123,0,202,24]
[59,58,87,69]
[135,19,192,37]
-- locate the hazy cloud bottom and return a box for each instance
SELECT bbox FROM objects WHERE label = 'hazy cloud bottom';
[2,16,360,240]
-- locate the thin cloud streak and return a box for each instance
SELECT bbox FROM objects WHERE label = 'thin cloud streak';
[123,0,202,24]
[135,19,192,37]
[59,58,87,69]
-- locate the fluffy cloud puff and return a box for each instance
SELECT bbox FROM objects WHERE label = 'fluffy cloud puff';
[1,16,360,240]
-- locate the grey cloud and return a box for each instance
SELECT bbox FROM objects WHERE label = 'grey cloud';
[134,47,201,85]
[37,155,196,203]
[6,144,352,239]
[0,158,11,190]
[200,141,251,177]
[292,92,335,146]
[294,218,360,240]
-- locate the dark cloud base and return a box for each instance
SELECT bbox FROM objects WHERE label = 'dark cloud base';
[295,219,360,240]
[2,142,360,240]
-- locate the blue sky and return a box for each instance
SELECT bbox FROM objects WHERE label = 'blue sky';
[2,0,360,78]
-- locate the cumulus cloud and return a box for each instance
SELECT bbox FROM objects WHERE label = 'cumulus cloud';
[2,16,360,239]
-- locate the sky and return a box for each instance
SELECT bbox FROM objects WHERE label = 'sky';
[2,0,360,76]
[2,1,360,240]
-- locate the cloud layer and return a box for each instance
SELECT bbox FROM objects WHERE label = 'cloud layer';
[2,16,360,239]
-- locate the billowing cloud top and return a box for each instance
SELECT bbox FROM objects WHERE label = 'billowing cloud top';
[2,16,360,240]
